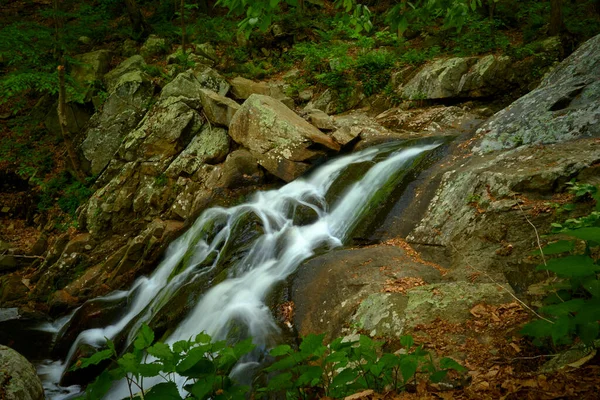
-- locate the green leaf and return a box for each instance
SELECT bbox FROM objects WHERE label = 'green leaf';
[134,324,154,350]
[583,278,600,297]
[439,357,465,372]
[84,369,113,400]
[138,362,164,377]
[72,348,113,371]
[331,368,357,388]
[177,356,215,378]
[265,371,293,391]
[117,353,139,375]
[173,340,191,354]
[521,318,554,340]
[195,332,212,344]
[563,227,600,243]
[534,240,575,255]
[539,299,586,316]
[299,333,326,357]
[551,316,572,345]
[233,337,255,358]
[400,335,414,349]
[144,382,182,400]
[270,344,292,357]
[148,342,174,361]
[296,365,323,386]
[538,255,599,277]
[188,376,216,399]
[577,321,600,344]
[429,370,448,383]
[399,355,418,382]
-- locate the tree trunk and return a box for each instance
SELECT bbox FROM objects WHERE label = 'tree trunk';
[124,0,151,38]
[181,0,186,55]
[549,0,564,36]
[57,65,85,183]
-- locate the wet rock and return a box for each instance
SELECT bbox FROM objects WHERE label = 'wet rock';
[0,345,44,400]
[229,94,340,182]
[0,275,29,304]
[141,34,167,58]
[475,33,600,153]
[48,289,79,314]
[198,89,240,127]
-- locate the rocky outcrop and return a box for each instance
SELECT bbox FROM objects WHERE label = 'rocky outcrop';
[80,57,154,175]
[71,50,113,100]
[0,345,44,400]
[475,33,600,153]
[229,94,340,181]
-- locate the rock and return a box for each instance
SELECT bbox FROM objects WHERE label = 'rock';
[121,39,138,57]
[140,34,167,58]
[539,339,600,373]
[0,275,29,304]
[103,55,146,92]
[305,88,363,115]
[48,289,79,314]
[229,77,287,103]
[166,125,230,177]
[119,96,204,162]
[166,48,214,67]
[0,255,17,272]
[81,65,154,175]
[457,55,512,97]
[0,345,44,400]
[160,70,204,99]
[292,245,443,341]
[299,88,314,101]
[304,108,335,130]
[198,89,240,127]
[400,57,475,100]
[375,105,482,134]
[408,138,600,287]
[192,65,230,96]
[71,50,113,99]
[78,36,91,45]
[229,94,340,181]
[220,149,264,188]
[44,102,91,137]
[351,293,408,338]
[331,126,361,146]
[194,42,217,62]
[475,33,600,153]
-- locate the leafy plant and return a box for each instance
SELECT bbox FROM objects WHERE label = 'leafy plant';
[72,324,255,400]
[74,327,465,399]
[258,333,465,399]
[522,184,600,347]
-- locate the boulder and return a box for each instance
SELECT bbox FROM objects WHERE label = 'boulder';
[229,77,293,106]
[71,50,112,99]
[0,345,44,400]
[81,65,154,175]
[194,42,217,62]
[198,89,240,127]
[400,57,475,100]
[103,55,146,92]
[141,35,167,58]
[305,88,363,115]
[220,149,264,189]
[292,245,444,342]
[304,108,335,130]
[229,94,340,181]
[159,70,204,99]
[475,33,600,153]
[193,66,230,96]
[165,125,230,177]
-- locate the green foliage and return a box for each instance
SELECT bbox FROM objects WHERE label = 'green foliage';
[75,327,464,399]
[258,333,464,399]
[73,324,255,400]
[38,173,94,218]
[521,184,600,347]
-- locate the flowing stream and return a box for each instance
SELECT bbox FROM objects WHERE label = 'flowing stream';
[37,140,441,399]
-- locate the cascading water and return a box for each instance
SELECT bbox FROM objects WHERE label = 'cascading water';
[38,140,440,399]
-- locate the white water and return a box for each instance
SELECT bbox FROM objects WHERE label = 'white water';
[39,141,439,399]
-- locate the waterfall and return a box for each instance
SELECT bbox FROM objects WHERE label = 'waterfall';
[38,140,440,399]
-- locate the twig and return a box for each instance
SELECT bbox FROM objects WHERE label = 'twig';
[449,242,554,324]
[11,254,45,260]
[513,195,547,267]
[509,354,558,361]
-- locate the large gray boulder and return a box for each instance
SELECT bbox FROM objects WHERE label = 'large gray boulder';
[475,33,600,153]
[71,49,112,100]
[0,345,44,400]
[229,94,340,181]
